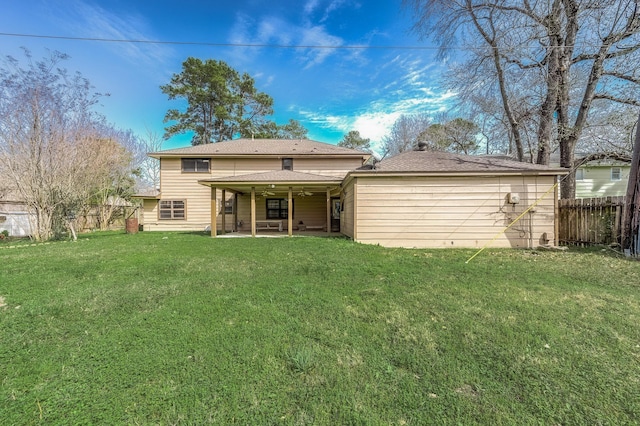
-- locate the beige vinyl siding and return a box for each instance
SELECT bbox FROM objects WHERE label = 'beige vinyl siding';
[141,199,157,229]
[206,157,362,178]
[291,157,364,178]
[293,196,330,228]
[146,158,209,230]
[353,176,557,249]
[341,179,355,238]
[209,158,281,176]
[576,165,630,198]
[152,158,278,231]
[150,156,361,232]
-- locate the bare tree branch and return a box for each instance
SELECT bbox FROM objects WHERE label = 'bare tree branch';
[602,71,640,85]
[574,151,632,167]
[593,93,640,106]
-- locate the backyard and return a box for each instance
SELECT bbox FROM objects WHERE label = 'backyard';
[1,232,639,424]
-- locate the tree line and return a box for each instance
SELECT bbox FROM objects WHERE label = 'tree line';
[0,51,136,240]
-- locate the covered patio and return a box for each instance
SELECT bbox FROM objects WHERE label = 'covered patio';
[198,170,343,238]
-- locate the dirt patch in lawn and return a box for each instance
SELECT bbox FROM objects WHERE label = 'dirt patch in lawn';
[456,384,480,398]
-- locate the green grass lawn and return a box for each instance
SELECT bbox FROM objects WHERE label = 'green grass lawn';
[1,232,639,425]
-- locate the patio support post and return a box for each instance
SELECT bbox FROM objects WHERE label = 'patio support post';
[221,189,226,235]
[233,193,238,232]
[288,187,293,237]
[210,186,217,238]
[251,187,256,237]
[326,187,331,234]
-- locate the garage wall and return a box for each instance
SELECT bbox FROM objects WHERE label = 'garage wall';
[353,175,557,248]
[340,179,356,238]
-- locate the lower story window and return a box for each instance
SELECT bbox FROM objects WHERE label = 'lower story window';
[159,200,186,220]
[266,198,291,219]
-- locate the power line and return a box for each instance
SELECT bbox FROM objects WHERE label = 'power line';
[1,31,627,54]
[0,32,438,51]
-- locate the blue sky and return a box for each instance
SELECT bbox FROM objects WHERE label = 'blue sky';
[0,0,454,152]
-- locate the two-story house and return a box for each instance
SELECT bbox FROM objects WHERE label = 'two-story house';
[137,138,566,249]
[137,138,369,234]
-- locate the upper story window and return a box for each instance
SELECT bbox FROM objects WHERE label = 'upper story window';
[611,167,621,181]
[575,169,584,181]
[282,158,293,170]
[182,158,210,173]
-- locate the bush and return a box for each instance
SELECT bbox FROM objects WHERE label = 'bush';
[0,230,9,239]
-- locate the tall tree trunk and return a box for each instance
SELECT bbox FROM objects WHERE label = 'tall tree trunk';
[559,135,578,198]
[466,0,525,161]
[556,0,579,197]
[536,0,562,166]
[621,111,640,253]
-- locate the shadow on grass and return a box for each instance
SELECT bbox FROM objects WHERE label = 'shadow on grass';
[559,244,636,261]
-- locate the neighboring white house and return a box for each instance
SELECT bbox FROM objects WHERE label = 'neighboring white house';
[574,160,630,198]
[0,198,34,237]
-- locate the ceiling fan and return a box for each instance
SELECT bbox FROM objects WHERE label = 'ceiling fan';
[261,190,275,197]
[297,188,313,197]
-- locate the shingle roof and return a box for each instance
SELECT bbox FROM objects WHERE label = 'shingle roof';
[199,170,342,184]
[132,189,161,199]
[364,150,568,174]
[150,139,369,157]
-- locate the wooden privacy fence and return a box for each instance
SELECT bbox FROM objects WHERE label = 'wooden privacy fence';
[558,196,625,246]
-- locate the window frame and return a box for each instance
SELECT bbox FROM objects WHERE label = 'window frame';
[575,168,584,181]
[282,158,293,171]
[181,158,210,173]
[159,199,186,220]
[224,198,234,214]
[266,198,292,219]
[611,167,622,181]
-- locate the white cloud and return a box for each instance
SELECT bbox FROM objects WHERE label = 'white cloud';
[225,8,451,155]
[304,0,321,15]
[321,0,348,22]
[298,25,344,68]
[228,14,344,68]
[256,16,294,46]
[296,55,456,155]
[57,0,170,65]
[303,0,355,23]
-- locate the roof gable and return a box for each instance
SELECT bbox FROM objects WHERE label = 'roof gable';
[150,139,369,158]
